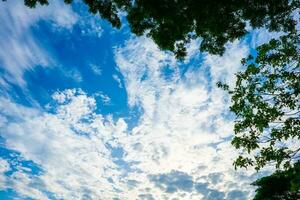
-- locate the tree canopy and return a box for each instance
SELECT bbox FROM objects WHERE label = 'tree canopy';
[252,160,300,200]
[218,31,300,171]
[12,0,299,59]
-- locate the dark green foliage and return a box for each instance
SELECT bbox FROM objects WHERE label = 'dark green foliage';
[252,161,300,200]
[5,0,299,59]
[24,0,48,7]
[218,32,300,171]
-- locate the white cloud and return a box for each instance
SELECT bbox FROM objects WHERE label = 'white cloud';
[112,36,262,199]
[90,63,102,76]
[205,41,249,87]
[0,158,10,190]
[79,16,103,38]
[65,68,83,82]
[113,74,123,88]
[94,92,111,105]
[0,0,78,87]
[0,89,128,199]
[250,28,284,48]
[0,26,277,199]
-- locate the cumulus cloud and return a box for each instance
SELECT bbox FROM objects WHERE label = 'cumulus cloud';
[0,89,129,199]
[0,35,265,199]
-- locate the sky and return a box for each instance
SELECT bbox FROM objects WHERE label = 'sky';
[0,1,279,199]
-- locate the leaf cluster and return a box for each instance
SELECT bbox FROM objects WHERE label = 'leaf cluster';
[9,0,299,59]
[252,160,300,200]
[218,32,300,170]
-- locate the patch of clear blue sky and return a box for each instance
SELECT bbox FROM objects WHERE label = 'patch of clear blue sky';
[25,15,128,113]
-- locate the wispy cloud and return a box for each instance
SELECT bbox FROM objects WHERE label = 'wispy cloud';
[90,63,102,76]
[0,0,78,88]
[113,74,123,88]
[113,36,260,199]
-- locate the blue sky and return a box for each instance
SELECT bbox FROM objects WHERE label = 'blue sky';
[0,1,277,199]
